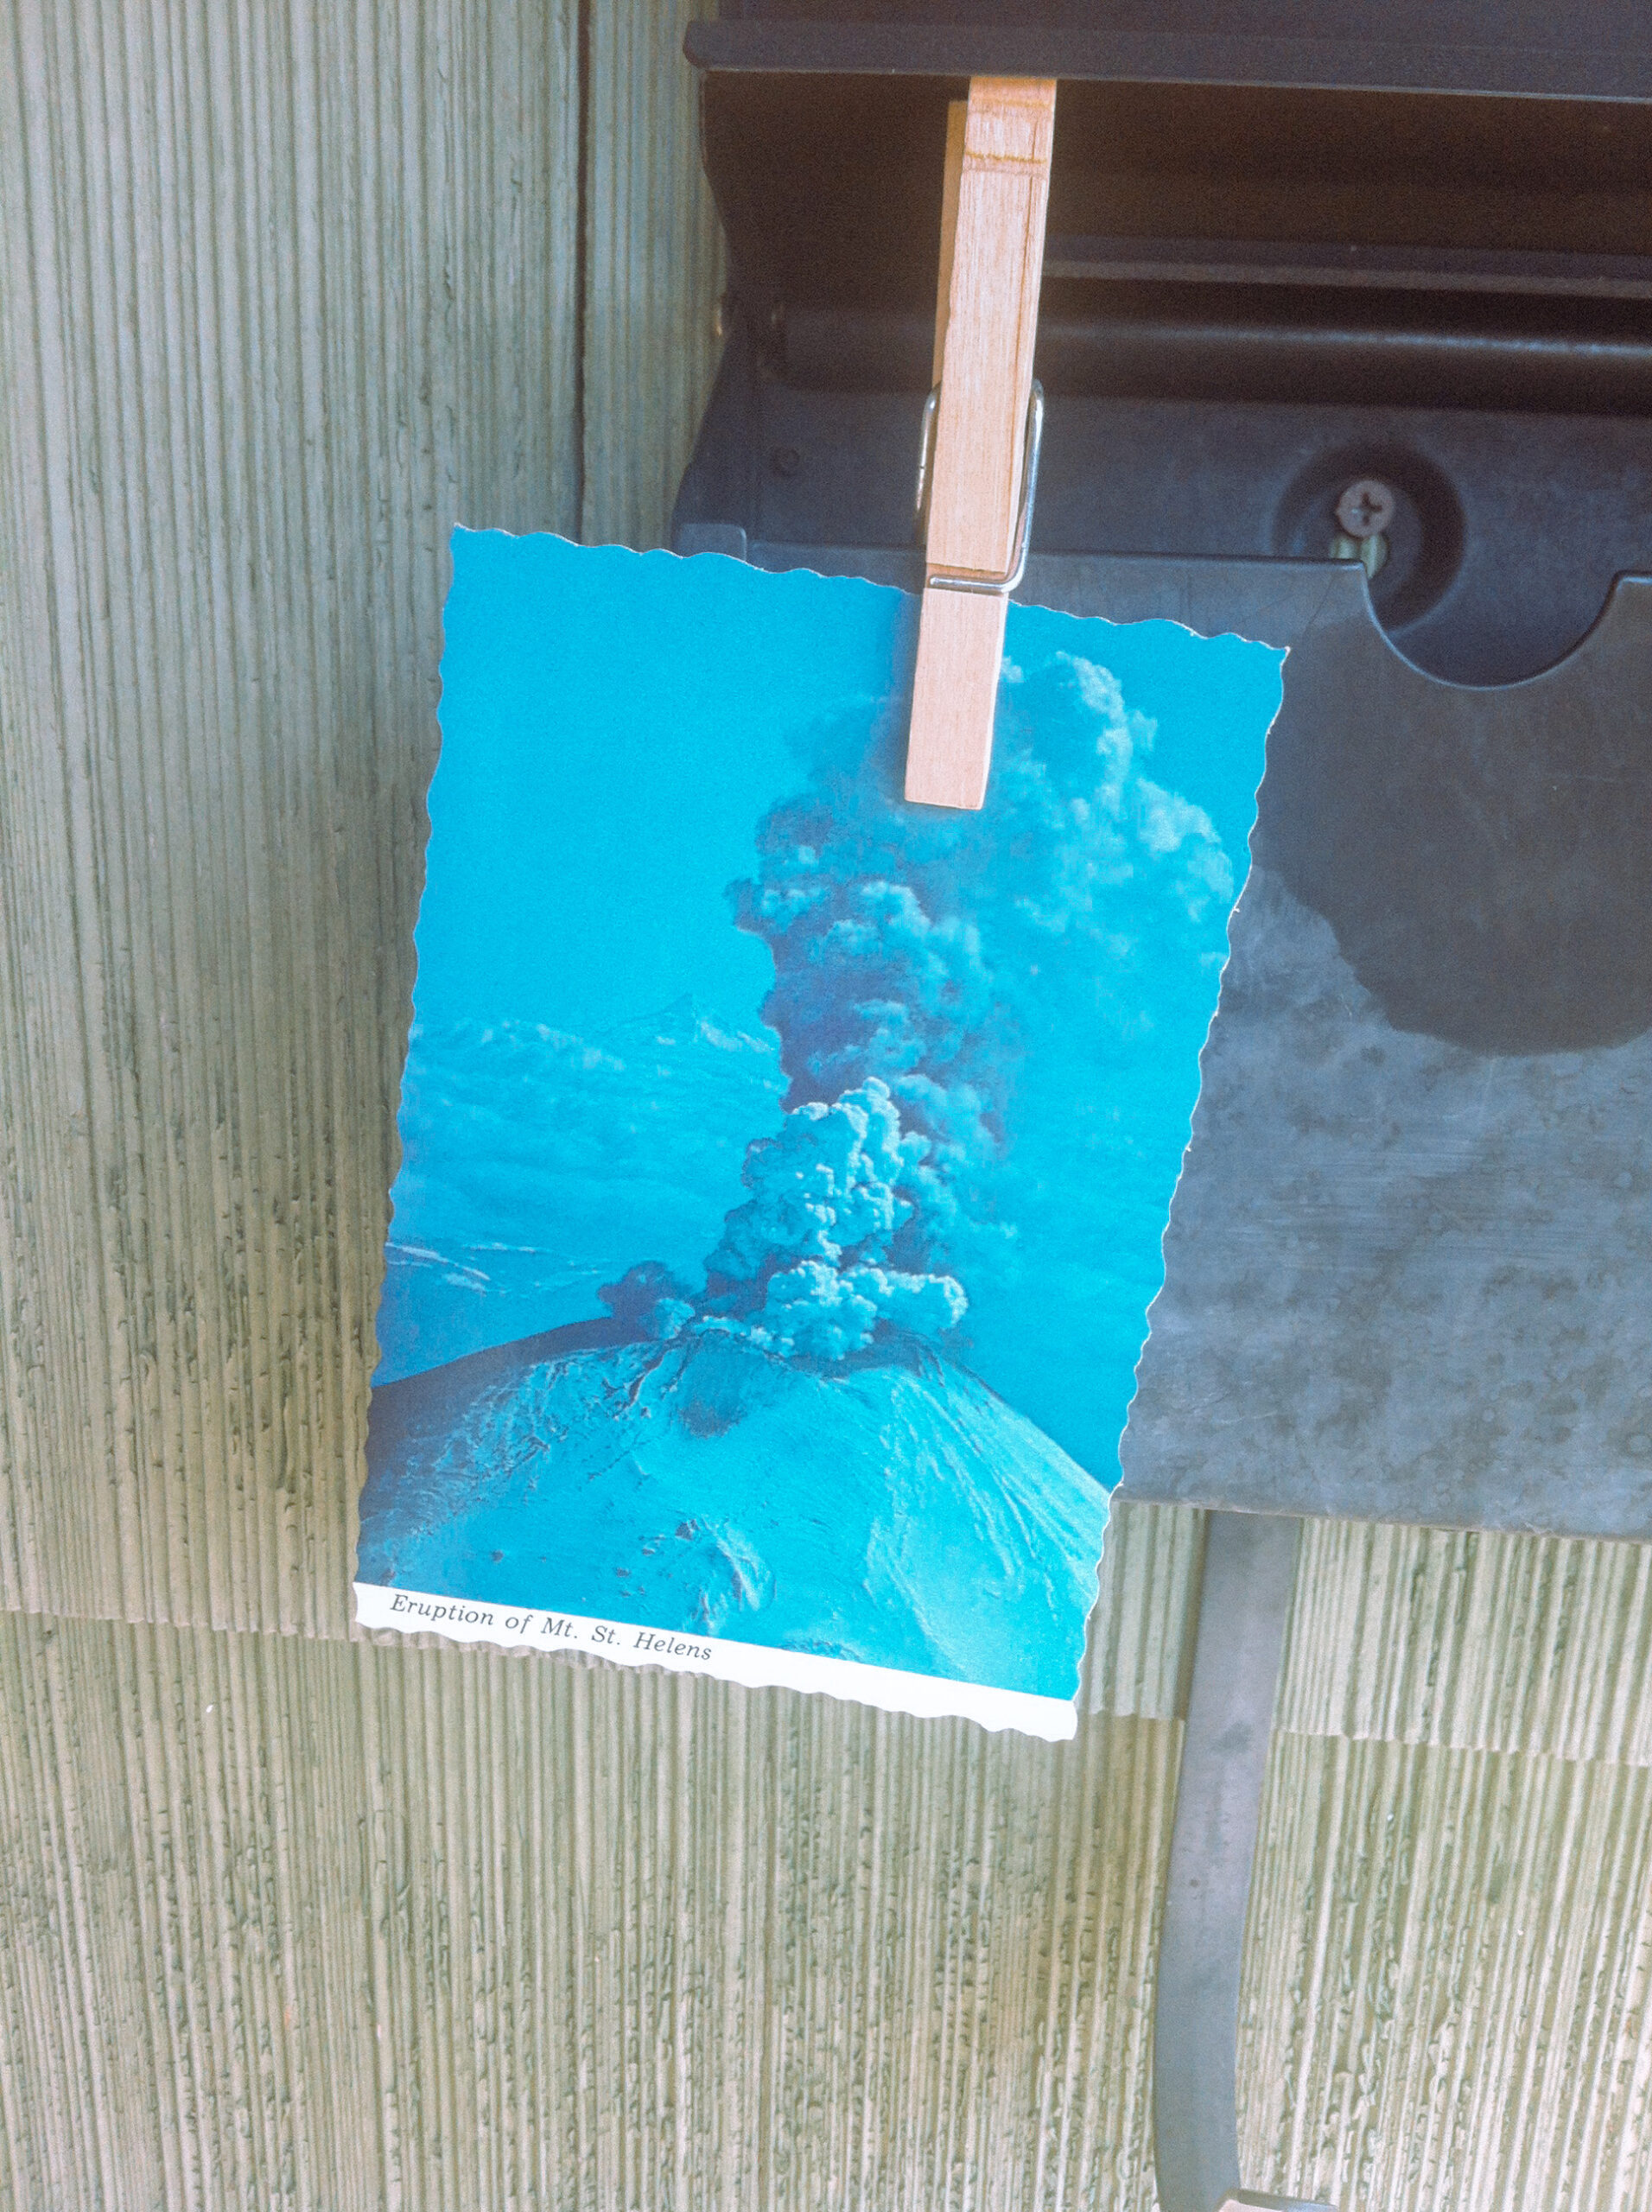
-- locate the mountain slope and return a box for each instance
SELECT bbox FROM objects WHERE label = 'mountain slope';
[361,1326,1109,1700]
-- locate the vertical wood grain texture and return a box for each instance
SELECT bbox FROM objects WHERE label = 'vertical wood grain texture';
[581,0,725,549]
[0,1611,1178,2212]
[0,0,711,1632]
[904,581,1010,810]
[930,99,967,390]
[8,1609,1652,2209]
[6,2,1652,2207]
[924,79,1053,579]
[1241,1733,1652,2210]
[0,0,718,1628]
[1278,1516,1652,1764]
[905,79,1054,812]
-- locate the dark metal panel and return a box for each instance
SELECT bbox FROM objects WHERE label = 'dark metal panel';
[782,302,1652,416]
[1121,596,1652,1541]
[693,73,1652,346]
[1039,237,1652,301]
[681,352,1652,683]
[686,17,1652,102]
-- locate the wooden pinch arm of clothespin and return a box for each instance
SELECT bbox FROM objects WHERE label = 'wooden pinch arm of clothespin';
[905,78,1056,811]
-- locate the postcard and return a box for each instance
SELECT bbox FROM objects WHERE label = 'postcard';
[355,535,1282,1738]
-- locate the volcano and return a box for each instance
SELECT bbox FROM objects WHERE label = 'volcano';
[360,1323,1109,1700]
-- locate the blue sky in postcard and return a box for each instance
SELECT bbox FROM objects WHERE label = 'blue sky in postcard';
[377,533,1282,1496]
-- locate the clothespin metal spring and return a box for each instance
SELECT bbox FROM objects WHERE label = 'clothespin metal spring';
[914,381,1045,599]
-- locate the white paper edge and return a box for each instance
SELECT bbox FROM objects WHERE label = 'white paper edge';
[354,1581,1077,1741]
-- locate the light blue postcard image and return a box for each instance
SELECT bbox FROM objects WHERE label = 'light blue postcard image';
[355,534,1283,1738]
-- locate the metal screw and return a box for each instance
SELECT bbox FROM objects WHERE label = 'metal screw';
[770,446,802,479]
[1335,477,1397,537]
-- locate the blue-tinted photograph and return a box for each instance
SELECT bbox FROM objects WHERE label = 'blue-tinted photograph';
[356,533,1281,1732]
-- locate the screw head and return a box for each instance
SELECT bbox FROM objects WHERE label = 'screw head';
[1335,477,1397,537]
[770,445,802,479]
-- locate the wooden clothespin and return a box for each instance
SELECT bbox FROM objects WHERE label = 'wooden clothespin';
[905,79,1056,810]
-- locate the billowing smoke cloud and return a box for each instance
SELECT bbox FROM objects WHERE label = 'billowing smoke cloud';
[604,1077,967,1359]
[604,649,1239,1370]
[703,1077,966,1358]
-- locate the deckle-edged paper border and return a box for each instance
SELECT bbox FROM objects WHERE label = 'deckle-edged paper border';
[354,1583,1077,1739]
